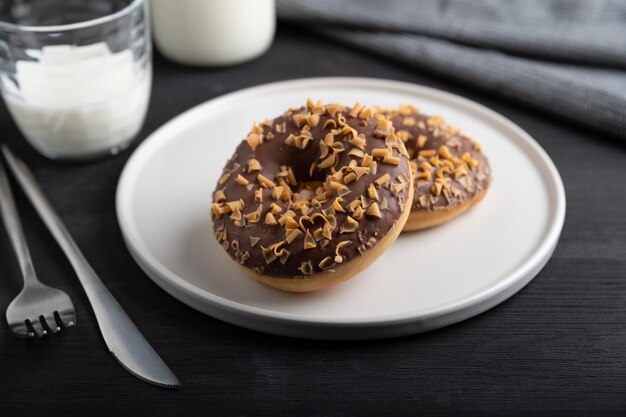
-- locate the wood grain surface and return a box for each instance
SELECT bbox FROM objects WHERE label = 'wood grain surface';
[0,25,625,417]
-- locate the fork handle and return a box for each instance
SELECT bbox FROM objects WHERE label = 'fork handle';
[1,148,109,298]
[0,160,38,286]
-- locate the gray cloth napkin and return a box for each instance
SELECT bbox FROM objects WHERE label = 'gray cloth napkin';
[277,0,626,139]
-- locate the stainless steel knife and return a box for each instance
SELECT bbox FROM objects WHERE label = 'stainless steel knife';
[1,145,180,389]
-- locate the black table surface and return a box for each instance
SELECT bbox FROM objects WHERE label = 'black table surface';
[1,26,625,417]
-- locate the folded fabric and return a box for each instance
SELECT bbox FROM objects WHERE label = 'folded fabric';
[277,0,626,139]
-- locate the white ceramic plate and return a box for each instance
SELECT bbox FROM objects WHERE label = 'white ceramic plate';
[116,77,565,340]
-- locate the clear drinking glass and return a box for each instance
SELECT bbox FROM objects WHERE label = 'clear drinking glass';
[0,0,151,160]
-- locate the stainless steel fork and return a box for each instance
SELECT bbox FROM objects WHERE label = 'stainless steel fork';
[0,159,76,338]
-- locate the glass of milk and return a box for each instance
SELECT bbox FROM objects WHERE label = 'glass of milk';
[0,0,151,160]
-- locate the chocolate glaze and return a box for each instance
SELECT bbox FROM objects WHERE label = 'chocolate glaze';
[388,109,491,213]
[211,103,412,278]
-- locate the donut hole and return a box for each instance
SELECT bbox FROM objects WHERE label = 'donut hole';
[294,181,324,203]
[291,181,331,211]
[296,181,324,193]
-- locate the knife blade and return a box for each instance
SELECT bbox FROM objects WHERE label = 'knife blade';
[2,145,180,389]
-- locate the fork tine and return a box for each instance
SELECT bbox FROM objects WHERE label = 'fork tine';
[56,309,76,327]
[27,319,47,337]
[40,315,60,334]
[9,321,34,338]
[53,311,65,330]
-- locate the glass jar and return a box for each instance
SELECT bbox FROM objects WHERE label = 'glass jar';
[0,0,151,160]
[151,0,275,67]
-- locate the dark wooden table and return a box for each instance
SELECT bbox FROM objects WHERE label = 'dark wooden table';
[1,26,625,417]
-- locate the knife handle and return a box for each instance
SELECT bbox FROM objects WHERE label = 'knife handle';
[2,147,107,297]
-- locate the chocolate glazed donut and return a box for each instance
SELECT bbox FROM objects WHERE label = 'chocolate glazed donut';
[211,100,414,292]
[385,105,492,231]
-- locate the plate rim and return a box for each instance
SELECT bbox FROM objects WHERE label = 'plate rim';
[116,76,566,333]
